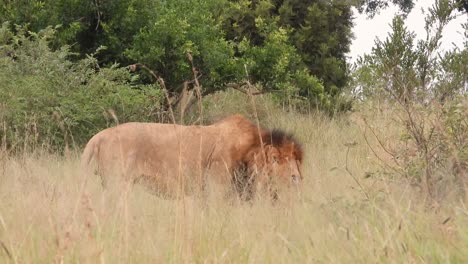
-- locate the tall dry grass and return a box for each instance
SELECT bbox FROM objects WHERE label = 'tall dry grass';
[0,94,467,263]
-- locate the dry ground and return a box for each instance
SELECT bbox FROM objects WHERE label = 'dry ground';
[0,105,467,263]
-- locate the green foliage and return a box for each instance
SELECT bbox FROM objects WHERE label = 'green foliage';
[236,26,328,106]
[0,0,156,61]
[355,0,467,17]
[352,1,467,199]
[126,0,237,94]
[353,0,465,101]
[0,24,162,151]
[355,0,415,17]
[224,0,353,104]
[280,0,353,96]
[0,0,354,112]
[353,15,419,99]
[124,0,341,111]
[434,21,468,100]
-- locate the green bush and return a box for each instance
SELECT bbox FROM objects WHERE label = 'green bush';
[1,0,355,113]
[352,1,467,199]
[0,23,163,152]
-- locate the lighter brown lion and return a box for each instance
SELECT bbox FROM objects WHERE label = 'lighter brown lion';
[81,114,303,199]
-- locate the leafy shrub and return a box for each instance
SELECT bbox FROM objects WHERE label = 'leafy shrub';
[0,0,357,113]
[352,1,467,200]
[0,23,163,152]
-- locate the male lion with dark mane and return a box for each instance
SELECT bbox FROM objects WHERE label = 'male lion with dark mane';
[81,114,303,199]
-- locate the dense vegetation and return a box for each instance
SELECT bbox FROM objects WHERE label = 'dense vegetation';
[0,0,466,198]
[351,0,467,199]
[0,1,467,262]
[0,0,356,108]
[0,24,163,151]
[0,0,362,151]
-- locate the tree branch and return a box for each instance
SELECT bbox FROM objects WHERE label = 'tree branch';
[129,63,176,124]
[225,82,268,95]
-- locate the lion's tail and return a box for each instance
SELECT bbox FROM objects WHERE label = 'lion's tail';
[71,136,100,222]
[80,135,99,179]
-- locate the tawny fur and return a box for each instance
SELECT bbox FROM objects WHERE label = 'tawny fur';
[81,114,303,197]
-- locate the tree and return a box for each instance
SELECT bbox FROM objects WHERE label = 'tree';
[1,0,355,112]
[355,0,415,17]
[353,0,465,101]
[125,0,237,93]
[355,0,468,17]
[0,0,156,62]
[354,16,418,100]
[351,0,467,199]
[223,0,353,105]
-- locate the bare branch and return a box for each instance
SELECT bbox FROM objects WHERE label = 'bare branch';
[362,117,399,161]
[187,52,203,121]
[0,240,12,261]
[226,83,268,96]
[129,63,176,124]
[362,126,406,178]
[345,144,370,200]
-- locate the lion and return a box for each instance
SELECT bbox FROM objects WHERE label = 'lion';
[80,114,303,199]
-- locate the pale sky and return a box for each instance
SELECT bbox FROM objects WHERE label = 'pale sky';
[349,0,467,63]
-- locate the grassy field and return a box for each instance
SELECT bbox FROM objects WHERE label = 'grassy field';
[0,97,467,263]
